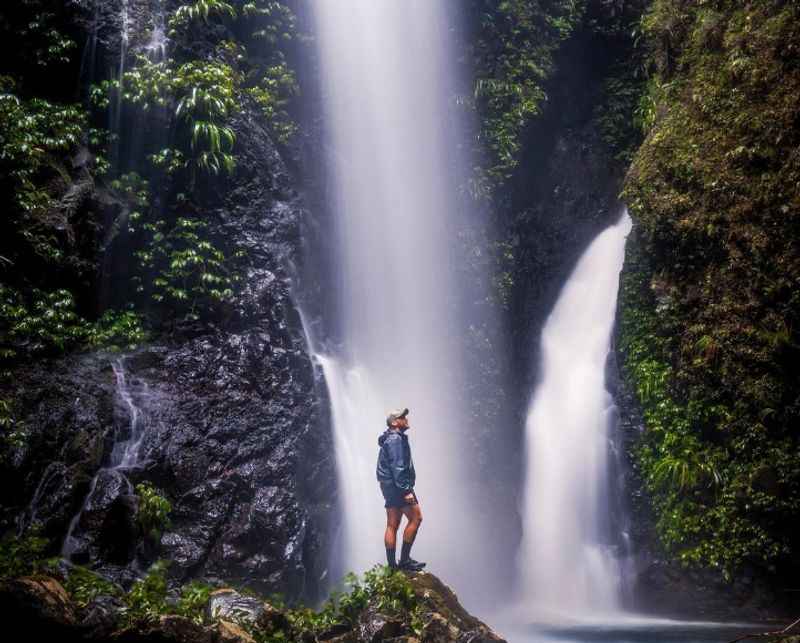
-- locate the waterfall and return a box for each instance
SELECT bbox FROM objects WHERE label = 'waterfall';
[61,357,149,558]
[311,1,481,593]
[517,211,632,620]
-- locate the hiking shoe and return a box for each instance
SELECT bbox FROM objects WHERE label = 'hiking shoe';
[398,558,426,571]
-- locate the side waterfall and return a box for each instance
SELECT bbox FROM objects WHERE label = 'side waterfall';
[61,358,149,558]
[518,211,633,620]
[311,1,481,594]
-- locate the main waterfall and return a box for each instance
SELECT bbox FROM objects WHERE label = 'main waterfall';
[311,2,478,593]
[517,211,632,619]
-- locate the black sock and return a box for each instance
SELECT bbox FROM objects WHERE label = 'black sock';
[386,547,397,568]
[400,541,412,562]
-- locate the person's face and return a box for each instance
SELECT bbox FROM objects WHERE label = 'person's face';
[396,416,410,430]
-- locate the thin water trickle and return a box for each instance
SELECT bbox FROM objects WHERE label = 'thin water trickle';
[516,211,633,620]
[143,1,168,62]
[61,357,148,558]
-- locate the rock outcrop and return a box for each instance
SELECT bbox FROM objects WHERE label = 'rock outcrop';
[0,570,506,643]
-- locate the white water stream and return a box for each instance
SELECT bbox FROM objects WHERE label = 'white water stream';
[517,211,632,621]
[61,358,149,558]
[311,1,482,593]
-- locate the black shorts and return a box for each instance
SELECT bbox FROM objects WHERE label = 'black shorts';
[380,483,418,509]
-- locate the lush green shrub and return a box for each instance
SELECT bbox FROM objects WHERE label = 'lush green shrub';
[0,91,87,266]
[621,0,800,578]
[0,286,147,361]
[465,0,584,188]
[60,564,123,607]
[247,56,299,145]
[176,580,214,624]
[135,482,172,541]
[0,526,51,579]
[133,215,242,319]
[169,0,237,35]
[122,559,171,625]
[280,565,421,639]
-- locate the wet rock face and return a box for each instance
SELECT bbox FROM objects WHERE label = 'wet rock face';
[0,47,334,602]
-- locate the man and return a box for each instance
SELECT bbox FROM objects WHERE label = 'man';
[376,407,425,571]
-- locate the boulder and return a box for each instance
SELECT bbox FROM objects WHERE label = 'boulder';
[214,620,257,643]
[0,575,79,639]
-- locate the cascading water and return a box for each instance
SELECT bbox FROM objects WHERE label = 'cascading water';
[311,1,482,594]
[144,1,168,62]
[61,358,149,558]
[517,211,633,620]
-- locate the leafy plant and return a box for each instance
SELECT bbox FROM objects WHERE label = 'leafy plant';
[247,56,299,145]
[466,0,585,187]
[0,526,50,579]
[135,482,172,541]
[123,559,171,625]
[0,93,86,218]
[176,580,213,624]
[134,216,241,319]
[169,0,237,35]
[61,565,123,608]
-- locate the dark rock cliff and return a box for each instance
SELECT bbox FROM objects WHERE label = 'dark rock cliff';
[0,0,335,603]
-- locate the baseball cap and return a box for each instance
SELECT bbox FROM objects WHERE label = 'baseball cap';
[386,407,409,426]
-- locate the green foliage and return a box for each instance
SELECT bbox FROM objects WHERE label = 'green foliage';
[619,236,800,578]
[592,63,647,163]
[242,1,298,44]
[0,526,50,579]
[135,482,172,541]
[0,92,86,219]
[133,216,241,319]
[112,57,239,178]
[170,0,237,35]
[174,61,239,176]
[281,566,421,639]
[0,0,77,70]
[466,0,585,187]
[247,57,299,145]
[0,397,26,457]
[61,565,123,608]
[1,287,91,356]
[622,0,800,580]
[87,310,149,351]
[0,285,147,361]
[176,580,214,625]
[122,560,171,626]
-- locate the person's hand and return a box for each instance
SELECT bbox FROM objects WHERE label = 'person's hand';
[404,492,416,505]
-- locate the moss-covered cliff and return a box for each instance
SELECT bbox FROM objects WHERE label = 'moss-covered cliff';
[620,0,800,585]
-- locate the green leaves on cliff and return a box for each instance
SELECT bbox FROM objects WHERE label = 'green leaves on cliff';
[102,56,239,178]
[0,286,147,364]
[465,0,584,188]
[134,215,241,317]
[170,0,237,33]
[0,526,50,579]
[282,566,422,639]
[0,91,87,253]
[621,0,800,578]
[135,482,172,542]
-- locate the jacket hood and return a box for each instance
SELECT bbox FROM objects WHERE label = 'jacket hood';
[378,428,403,446]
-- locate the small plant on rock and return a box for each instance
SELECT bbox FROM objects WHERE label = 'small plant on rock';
[0,525,50,579]
[122,559,171,626]
[135,482,172,542]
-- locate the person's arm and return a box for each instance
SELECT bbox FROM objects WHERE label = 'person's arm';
[386,435,412,492]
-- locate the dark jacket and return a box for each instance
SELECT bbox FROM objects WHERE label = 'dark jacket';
[376,428,415,492]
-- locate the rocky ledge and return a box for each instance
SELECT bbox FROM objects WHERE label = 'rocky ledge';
[0,569,505,643]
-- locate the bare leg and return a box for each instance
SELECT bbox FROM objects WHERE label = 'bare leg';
[385,507,402,549]
[401,501,422,545]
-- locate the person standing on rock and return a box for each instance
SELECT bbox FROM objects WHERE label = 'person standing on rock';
[376,407,426,572]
